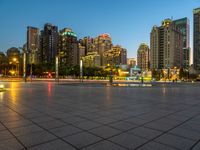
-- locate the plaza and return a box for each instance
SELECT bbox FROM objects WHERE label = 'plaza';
[0,82,200,150]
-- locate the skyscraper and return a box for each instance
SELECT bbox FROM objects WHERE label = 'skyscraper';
[150,19,183,70]
[137,43,150,71]
[120,48,127,65]
[40,23,58,64]
[79,37,95,54]
[79,44,86,59]
[193,8,200,70]
[27,26,40,64]
[103,45,127,66]
[94,33,112,66]
[58,28,79,66]
[174,17,190,69]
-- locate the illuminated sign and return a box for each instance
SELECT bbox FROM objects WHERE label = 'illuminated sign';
[162,19,172,27]
[62,31,77,37]
[99,33,110,38]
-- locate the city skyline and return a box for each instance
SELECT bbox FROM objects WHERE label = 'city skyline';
[0,0,199,59]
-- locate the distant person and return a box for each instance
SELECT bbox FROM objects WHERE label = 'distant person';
[141,77,144,84]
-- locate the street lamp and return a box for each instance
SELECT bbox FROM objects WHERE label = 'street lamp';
[23,51,27,82]
[9,57,19,77]
[80,59,83,83]
[55,56,59,83]
[13,58,20,77]
[13,58,17,62]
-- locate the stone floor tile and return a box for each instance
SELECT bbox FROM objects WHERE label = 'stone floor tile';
[74,120,102,130]
[29,139,76,150]
[108,121,137,131]
[93,117,117,125]
[128,127,162,139]
[169,127,200,141]
[144,121,175,132]
[10,124,44,136]
[0,130,14,141]
[109,132,147,149]
[50,125,82,138]
[124,117,149,125]
[89,126,121,139]
[154,133,196,150]
[82,140,127,150]
[192,142,200,150]
[61,116,87,124]
[17,130,57,147]
[38,120,66,130]
[0,138,24,150]
[63,132,102,149]
[3,120,33,129]
[137,141,177,150]
[31,116,55,124]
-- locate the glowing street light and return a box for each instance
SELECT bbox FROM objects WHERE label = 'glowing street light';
[13,58,17,62]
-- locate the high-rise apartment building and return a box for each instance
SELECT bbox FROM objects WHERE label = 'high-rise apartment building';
[58,28,79,66]
[150,19,183,69]
[174,17,190,69]
[40,23,58,64]
[82,52,100,67]
[79,44,86,59]
[27,26,40,64]
[137,43,150,71]
[103,45,127,66]
[79,37,95,54]
[193,8,200,70]
[94,33,112,66]
[120,48,127,65]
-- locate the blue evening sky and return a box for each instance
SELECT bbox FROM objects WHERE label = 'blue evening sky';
[0,0,199,58]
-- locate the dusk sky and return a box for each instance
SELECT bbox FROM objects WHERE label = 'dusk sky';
[0,0,199,58]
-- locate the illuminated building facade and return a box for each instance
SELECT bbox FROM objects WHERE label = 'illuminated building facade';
[58,28,79,66]
[79,44,86,59]
[95,33,112,66]
[79,37,95,54]
[150,19,183,69]
[27,26,40,64]
[103,45,127,66]
[40,23,58,64]
[193,8,200,70]
[127,58,136,67]
[137,43,150,71]
[82,52,100,67]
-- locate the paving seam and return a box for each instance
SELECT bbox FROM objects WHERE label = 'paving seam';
[0,121,28,150]
[133,111,200,150]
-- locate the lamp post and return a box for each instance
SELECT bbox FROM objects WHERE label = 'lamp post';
[80,59,83,83]
[23,51,27,82]
[55,56,59,83]
[28,51,33,82]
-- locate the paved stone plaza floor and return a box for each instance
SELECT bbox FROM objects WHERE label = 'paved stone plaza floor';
[0,82,200,150]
